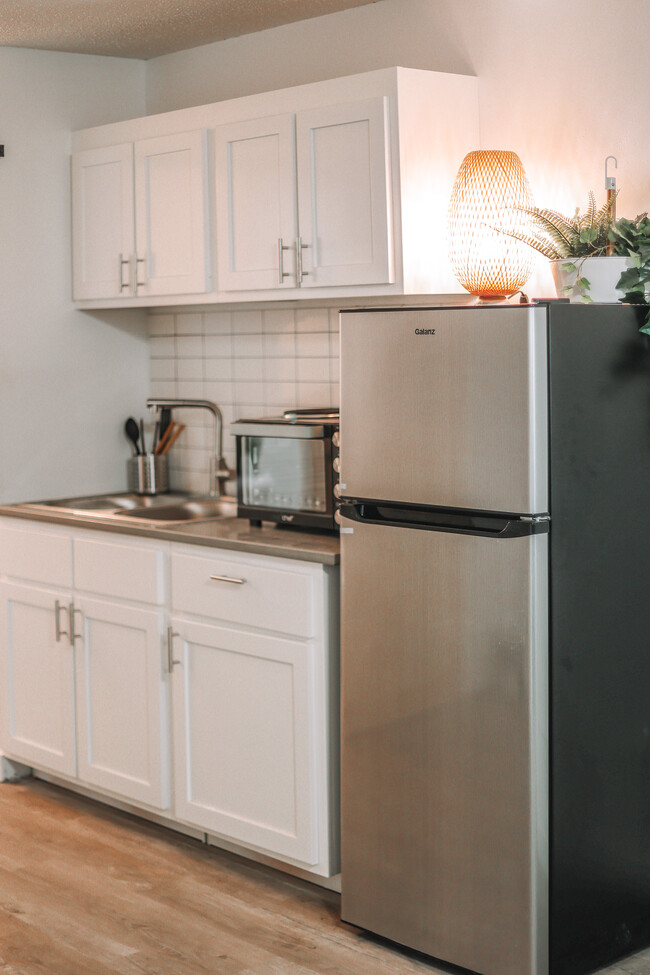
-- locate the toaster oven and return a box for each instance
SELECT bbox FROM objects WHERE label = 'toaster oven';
[231,409,340,531]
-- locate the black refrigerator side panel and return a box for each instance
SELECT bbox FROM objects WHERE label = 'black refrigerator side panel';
[548,303,650,975]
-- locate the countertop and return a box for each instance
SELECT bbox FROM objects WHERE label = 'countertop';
[0,504,340,566]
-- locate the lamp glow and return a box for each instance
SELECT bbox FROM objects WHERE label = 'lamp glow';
[448,150,534,300]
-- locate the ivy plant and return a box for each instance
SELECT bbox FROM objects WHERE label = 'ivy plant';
[609,214,650,333]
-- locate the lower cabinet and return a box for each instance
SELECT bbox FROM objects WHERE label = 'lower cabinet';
[0,582,170,808]
[0,582,76,777]
[74,597,169,808]
[171,618,319,864]
[0,519,339,878]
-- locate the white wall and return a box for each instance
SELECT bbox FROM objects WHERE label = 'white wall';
[0,48,150,503]
[146,0,650,296]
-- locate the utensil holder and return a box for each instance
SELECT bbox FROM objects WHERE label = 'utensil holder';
[127,455,169,495]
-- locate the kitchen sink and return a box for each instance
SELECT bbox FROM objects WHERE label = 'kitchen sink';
[34,492,190,512]
[121,499,238,522]
[17,492,238,524]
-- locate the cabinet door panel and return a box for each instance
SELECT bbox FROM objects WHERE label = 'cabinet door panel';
[72,144,134,300]
[214,114,297,291]
[0,583,76,776]
[296,98,393,287]
[134,131,209,296]
[75,598,170,808]
[172,619,318,864]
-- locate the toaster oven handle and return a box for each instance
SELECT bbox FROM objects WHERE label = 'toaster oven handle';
[282,408,339,421]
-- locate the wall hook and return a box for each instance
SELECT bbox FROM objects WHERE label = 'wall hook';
[605,155,618,190]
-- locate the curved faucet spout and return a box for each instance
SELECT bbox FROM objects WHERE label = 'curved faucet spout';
[146,397,231,497]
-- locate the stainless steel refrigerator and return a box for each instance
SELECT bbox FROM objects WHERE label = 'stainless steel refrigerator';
[338,303,650,975]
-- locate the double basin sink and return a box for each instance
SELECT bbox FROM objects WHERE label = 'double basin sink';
[18,492,238,526]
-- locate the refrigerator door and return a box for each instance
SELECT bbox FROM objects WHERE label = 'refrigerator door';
[339,304,548,514]
[340,514,548,975]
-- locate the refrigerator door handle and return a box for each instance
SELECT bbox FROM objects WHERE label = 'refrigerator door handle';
[339,501,550,538]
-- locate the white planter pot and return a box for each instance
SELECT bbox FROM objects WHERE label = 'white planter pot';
[550,256,631,303]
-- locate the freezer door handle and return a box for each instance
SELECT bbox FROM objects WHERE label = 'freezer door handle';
[339,501,549,537]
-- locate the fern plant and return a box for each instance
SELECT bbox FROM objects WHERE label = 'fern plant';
[496,193,616,301]
[510,192,615,260]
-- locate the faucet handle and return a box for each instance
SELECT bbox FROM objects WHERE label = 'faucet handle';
[209,456,232,497]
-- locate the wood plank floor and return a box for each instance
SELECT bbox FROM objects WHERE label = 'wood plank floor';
[0,779,648,975]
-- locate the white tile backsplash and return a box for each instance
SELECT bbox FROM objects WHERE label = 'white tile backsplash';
[148,306,340,493]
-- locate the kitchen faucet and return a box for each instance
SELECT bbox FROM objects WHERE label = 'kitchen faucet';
[146,398,231,498]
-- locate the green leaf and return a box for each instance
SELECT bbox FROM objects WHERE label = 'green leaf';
[581,294,594,303]
[562,262,577,272]
[577,277,590,290]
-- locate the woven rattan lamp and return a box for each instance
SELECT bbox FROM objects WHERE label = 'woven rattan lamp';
[448,150,534,300]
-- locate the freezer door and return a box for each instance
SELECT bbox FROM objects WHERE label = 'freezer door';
[340,517,548,975]
[339,305,548,514]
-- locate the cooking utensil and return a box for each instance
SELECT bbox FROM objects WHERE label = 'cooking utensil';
[125,417,141,455]
[154,420,176,456]
[160,423,185,455]
[139,418,146,455]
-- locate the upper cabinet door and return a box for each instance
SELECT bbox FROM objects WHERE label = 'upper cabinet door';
[296,97,394,288]
[134,131,209,297]
[214,114,298,291]
[72,143,135,300]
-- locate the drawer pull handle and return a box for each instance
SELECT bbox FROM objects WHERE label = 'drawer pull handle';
[209,574,247,585]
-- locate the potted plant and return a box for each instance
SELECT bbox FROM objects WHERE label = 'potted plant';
[608,213,650,334]
[496,193,650,330]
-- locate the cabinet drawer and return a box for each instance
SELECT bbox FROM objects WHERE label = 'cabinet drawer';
[73,536,166,605]
[0,522,72,588]
[171,552,315,637]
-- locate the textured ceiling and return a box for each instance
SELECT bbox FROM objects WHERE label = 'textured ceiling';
[0,0,379,60]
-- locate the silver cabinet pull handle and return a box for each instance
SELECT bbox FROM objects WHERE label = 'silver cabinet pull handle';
[296,236,310,285]
[136,255,147,289]
[70,603,83,646]
[167,626,181,672]
[54,600,69,643]
[119,253,131,291]
[209,574,247,585]
[277,238,291,285]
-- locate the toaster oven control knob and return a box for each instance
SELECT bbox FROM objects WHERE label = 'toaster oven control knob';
[332,431,340,448]
[332,456,341,473]
[334,508,342,525]
[333,482,342,499]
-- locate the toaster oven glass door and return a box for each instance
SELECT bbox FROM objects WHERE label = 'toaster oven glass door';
[241,436,329,514]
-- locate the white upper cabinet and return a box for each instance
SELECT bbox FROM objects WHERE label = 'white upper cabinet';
[72,130,210,301]
[71,68,479,307]
[214,114,297,291]
[134,131,209,297]
[214,98,392,292]
[296,97,392,289]
[72,144,134,300]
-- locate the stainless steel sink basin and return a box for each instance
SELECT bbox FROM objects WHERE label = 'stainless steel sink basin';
[121,499,238,522]
[35,492,190,512]
[17,492,238,524]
